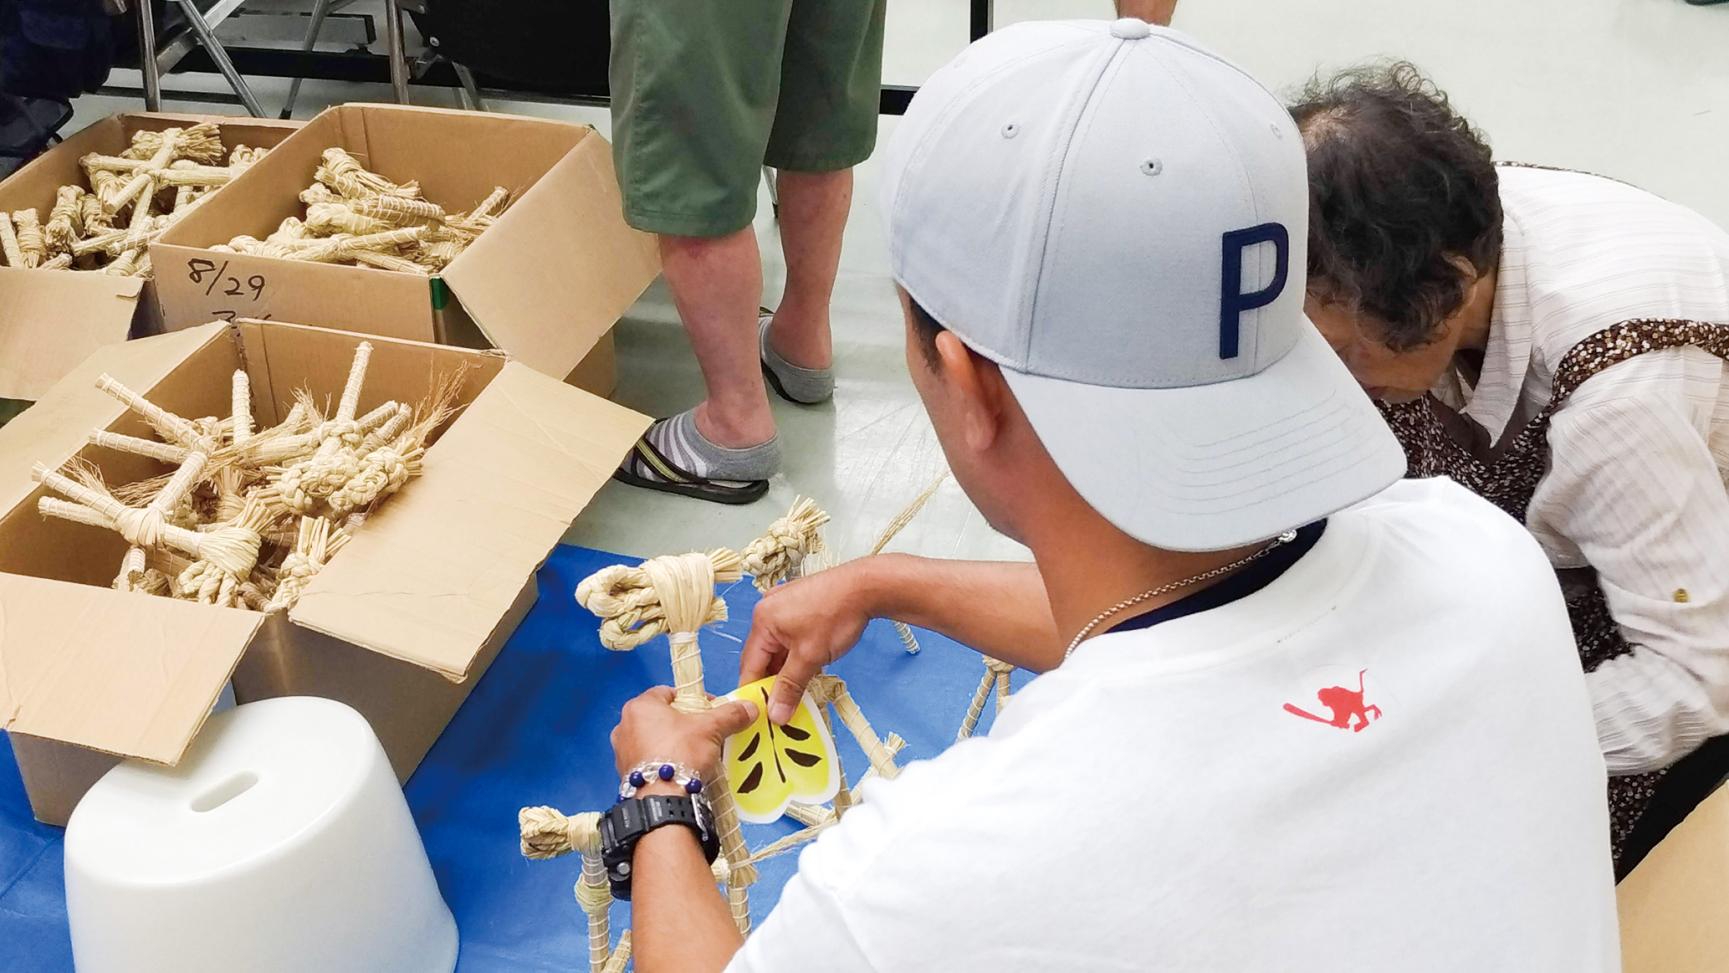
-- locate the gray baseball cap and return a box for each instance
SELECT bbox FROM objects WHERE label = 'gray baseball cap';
[881,19,1405,551]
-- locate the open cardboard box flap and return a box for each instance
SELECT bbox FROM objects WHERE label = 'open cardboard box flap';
[441,129,660,380]
[0,323,223,528]
[292,358,649,678]
[0,323,258,765]
[0,574,260,764]
[0,270,142,401]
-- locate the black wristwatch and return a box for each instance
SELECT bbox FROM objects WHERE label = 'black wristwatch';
[599,793,720,900]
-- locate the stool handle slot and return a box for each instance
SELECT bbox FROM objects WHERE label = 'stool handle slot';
[190,771,260,813]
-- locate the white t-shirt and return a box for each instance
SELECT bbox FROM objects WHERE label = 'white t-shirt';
[729,479,1619,973]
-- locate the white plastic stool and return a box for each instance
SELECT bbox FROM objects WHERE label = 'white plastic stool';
[64,696,458,972]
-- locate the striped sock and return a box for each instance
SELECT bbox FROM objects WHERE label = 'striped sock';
[639,410,781,482]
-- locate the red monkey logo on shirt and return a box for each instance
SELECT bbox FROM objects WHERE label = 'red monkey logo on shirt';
[1284,669,1382,732]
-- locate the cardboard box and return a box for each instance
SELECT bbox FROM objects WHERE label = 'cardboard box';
[0,113,305,402]
[153,104,661,396]
[1618,785,1729,972]
[0,320,649,824]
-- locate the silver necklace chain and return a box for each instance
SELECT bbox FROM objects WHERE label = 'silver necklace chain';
[1061,529,1299,660]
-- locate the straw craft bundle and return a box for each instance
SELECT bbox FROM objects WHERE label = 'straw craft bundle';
[0,123,270,277]
[31,340,463,612]
[519,498,910,969]
[218,148,510,274]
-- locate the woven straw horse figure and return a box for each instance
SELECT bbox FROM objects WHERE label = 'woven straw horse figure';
[519,495,927,972]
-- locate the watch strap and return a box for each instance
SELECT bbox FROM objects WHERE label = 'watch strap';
[600,794,719,901]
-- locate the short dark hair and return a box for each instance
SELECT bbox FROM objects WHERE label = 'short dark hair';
[1290,61,1502,350]
[906,295,947,372]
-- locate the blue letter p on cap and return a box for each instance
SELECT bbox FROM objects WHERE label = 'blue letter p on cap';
[1218,223,1289,360]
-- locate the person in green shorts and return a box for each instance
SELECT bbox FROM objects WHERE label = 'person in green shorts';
[609,0,887,504]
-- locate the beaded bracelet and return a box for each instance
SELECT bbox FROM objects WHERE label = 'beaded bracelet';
[618,760,705,800]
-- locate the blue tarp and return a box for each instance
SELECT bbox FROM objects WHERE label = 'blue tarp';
[0,544,1018,971]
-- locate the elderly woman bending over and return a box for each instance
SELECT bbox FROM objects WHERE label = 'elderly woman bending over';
[1294,62,1729,876]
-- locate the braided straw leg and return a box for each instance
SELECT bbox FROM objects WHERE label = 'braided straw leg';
[95,374,200,445]
[956,665,996,742]
[727,883,751,936]
[816,703,856,818]
[893,619,921,654]
[856,734,906,793]
[88,430,189,465]
[669,634,708,714]
[231,370,254,447]
[995,660,1016,712]
[829,686,901,781]
[577,854,611,973]
[783,802,833,828]
[114,546,148,591]
[705,770,755,935]
[0,212,23,268]
[601,931,632,973]
[336,341,373,423]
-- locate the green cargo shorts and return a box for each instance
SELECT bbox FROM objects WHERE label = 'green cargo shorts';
[609,0,888,238]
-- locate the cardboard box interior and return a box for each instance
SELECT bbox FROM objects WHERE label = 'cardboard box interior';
[0,319,649,824]
[153,104,660,388]
[0,113,304,402]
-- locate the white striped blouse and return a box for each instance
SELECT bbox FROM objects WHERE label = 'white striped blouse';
[1439,165,1729,775]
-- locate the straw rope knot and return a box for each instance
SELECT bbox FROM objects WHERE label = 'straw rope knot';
[175,500,270,606]
[326,419,364,448]
[330,447,410,516]
[574,873,613,915]
[575,550,741,652]
[263,517,348,613]
[741,497,830,592]
[518,806,600,860]
[265,551,320,612]
[276,451,361,514]
[112,506,166,548]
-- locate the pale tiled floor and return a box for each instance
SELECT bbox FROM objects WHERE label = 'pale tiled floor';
[70,0,1729,561]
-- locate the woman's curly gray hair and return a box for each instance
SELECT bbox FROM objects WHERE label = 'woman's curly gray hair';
[1290,61,1503,351]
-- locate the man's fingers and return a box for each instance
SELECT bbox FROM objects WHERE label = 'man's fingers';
[739,624,787,685]
[767,652,823,726]
[622,686,677,717]
[706,699,760,740]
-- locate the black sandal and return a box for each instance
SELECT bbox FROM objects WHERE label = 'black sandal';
[612,429,769,505]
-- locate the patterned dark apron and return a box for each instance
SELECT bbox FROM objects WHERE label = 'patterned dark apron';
[1381,318,1729,874]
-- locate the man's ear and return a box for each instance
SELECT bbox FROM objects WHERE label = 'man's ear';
[935,330,1009,451]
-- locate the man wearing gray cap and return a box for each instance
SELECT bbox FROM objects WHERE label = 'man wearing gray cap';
[603,20,1619,972]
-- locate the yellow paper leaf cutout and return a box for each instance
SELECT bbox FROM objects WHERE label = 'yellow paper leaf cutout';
[723,676,840,824]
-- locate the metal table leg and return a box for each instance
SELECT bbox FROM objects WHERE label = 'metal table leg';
[384,0,411,104]
[176,0,266,116]
[138,0,163,110]
[280,0,336,119]
[452,62,487,111]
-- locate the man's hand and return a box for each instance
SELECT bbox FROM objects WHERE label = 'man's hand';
[610,687,760,778]
[740,557,885,725]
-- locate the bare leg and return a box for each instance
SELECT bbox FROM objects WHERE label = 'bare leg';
[767,169,852,370]
[660,228,776,448]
